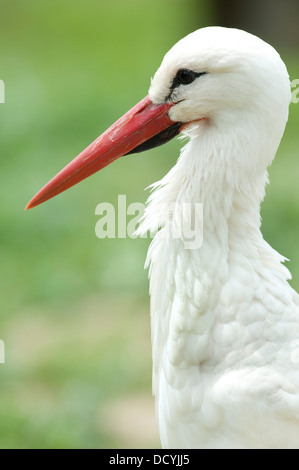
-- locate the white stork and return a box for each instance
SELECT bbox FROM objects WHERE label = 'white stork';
[27,27,299,449]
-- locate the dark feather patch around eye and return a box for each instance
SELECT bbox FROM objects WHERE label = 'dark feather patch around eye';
[165,69,207,101]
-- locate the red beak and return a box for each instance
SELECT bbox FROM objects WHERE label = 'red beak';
[26,95,180,210]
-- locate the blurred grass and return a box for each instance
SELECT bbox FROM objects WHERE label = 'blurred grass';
[0,0,298,449]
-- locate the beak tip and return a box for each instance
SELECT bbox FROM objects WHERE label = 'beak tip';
[25,198,39,210]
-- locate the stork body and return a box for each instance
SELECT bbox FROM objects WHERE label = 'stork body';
[27,27,299,448]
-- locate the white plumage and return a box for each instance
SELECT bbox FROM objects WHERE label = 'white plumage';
[136,27,299,449]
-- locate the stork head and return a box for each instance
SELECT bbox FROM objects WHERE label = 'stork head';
[26,27,291,210]
[150,27,290,131]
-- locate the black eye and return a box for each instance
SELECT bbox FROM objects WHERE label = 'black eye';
[165,68,207,101]
[169,69,206,95]
[176,68,198,85]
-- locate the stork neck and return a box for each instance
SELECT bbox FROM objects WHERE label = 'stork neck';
[148,127,269,252]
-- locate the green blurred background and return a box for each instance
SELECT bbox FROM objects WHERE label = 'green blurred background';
[0,0,298,449]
